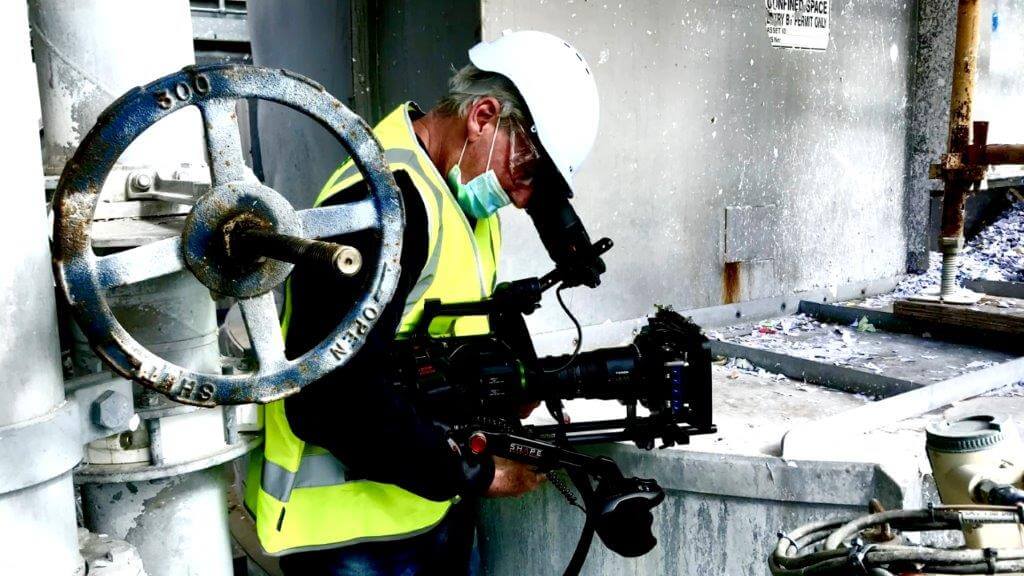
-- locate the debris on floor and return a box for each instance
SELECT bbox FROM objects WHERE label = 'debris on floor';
[710,313,1014,384]
[722,356,788,381]
[861,198,1024,307]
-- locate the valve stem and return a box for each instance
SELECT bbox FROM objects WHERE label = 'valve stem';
[227,220,362,277]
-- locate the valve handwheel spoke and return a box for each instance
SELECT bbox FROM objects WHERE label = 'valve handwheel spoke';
[298,199,378,239]
[95,236,185,290]
[238,292,287,373]
[52,65,404,406]
[197,98,250,186]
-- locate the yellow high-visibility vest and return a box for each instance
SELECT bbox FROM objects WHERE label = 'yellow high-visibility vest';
[245,103,501,556]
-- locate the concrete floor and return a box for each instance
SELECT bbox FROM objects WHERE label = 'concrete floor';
[715,313,1015,385]
[703,361,1024,466]
[706,359,1024,477]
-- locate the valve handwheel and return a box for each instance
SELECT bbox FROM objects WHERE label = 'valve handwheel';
[53,65,404,406]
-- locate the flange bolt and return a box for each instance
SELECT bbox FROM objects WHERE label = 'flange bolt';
[91,390,133,430]
[130,172,153,191]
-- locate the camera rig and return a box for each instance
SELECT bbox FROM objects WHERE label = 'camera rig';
[389,230,716,574]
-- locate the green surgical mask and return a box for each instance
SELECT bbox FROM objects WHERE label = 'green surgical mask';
[446,117,511,219]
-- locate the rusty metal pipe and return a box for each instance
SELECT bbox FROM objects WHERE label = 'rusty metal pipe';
[937,0,982,297]
[983,144,1024,166]
[946,0,980,157]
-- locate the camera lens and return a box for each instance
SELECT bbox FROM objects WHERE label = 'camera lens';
[534,345,640,401]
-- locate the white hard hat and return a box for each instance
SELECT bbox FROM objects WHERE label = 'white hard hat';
[469,30,599,196]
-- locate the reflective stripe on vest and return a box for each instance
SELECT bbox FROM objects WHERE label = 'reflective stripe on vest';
[247,103,501,556]
[261,451,349,502]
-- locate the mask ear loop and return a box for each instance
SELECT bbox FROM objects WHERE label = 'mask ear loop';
[456,115,501,178]
[485,115,501,171]
[456,137,470,170]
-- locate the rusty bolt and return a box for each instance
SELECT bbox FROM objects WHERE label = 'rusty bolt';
[130,172,153,191]
[91,390,132,430]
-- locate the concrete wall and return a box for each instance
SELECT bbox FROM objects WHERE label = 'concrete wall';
[905,0,957,270]
[251,1,921,332]
[483,0,917,337]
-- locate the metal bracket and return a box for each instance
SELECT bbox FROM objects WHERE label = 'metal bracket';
[929,153,988,184]
[124,169,209,205]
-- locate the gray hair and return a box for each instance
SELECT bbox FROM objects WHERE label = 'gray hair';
[436,64,531,126]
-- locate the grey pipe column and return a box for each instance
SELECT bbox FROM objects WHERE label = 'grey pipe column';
[30,0,205,175]
[0,1,81,574]
[29,1,236,575]
[74,272,234,576]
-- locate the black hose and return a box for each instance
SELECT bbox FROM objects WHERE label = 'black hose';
[978,480,1024,506]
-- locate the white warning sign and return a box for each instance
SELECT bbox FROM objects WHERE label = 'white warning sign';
[766,0,830,51]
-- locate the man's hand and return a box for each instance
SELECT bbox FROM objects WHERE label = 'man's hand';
[518,401,570,423]
[484,457,546,498]
[517,400,541,419]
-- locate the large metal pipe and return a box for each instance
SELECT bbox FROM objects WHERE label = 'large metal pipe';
[0,1,81,574]
[29,0,205,175]
[937,0,981,297]
[29,2,236,575]
[81,467,233,576]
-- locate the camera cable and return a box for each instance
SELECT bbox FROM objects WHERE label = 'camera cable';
[543,285,583,374]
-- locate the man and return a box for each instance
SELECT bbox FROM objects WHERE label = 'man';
[246,30,600,575]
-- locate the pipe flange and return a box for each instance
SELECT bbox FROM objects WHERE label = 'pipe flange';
[0,401,82,495]
[74,433,260,484]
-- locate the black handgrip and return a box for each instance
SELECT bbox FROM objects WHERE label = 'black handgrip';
[594,477,665,557]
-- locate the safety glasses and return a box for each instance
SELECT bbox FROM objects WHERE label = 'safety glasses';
[508,118,542,186]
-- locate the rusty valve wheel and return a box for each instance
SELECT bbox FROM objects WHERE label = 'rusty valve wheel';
[53,65,404,406]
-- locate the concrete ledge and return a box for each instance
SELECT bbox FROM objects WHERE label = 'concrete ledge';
[593,444,906,508]
[479,443,916,576]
